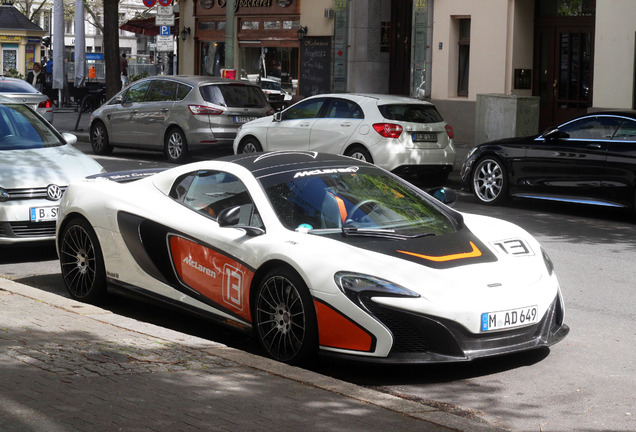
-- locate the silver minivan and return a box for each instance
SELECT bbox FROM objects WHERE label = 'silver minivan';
[90,76,273,163]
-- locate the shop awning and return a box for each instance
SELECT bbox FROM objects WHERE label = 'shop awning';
[120,14,179,36]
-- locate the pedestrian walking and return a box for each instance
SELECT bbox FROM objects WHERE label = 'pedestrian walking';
[25,62,45,92]
[120,53,129,89]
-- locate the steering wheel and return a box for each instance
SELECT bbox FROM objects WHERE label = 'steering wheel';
[347,199,382,223]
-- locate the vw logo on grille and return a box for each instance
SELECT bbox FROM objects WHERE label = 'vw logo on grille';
[46,184,63,201]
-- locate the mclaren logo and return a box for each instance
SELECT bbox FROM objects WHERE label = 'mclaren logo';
[294,166,359,178]
[46,184,63,201]
[183,256,217,279]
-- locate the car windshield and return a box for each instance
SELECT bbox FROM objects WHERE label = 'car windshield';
[200,83,268,108]
[0,80,39,94]
[378,104,443,123]
[259,165,456,236]
[0,104,63,150]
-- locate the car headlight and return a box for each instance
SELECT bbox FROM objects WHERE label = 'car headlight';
[541,247,555,276]
[335,272,420,304]
[0,187,9,202]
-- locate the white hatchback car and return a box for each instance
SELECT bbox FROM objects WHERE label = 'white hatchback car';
[234,93,456,184]
[0,102,104,244]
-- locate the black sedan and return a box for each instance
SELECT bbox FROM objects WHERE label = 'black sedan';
[461,111,636,209]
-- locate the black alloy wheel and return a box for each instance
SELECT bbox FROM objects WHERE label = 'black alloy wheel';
[59,218,107,304]
[254,267,317,364]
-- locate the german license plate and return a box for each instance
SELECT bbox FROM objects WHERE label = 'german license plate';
[234,116,257,124]
[481,305,538,332]
[30,206,58,222]
[412,132,438,142]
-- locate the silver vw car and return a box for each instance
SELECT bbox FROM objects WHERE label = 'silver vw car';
[0,102,104,244]
[90,76,274,163]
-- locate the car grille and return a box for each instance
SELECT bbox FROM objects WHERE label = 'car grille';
[0,221,56,238]
[3,186,67,201]
[361,295,565,359]
[360,297,463,356]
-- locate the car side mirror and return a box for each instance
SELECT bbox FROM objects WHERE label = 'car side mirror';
[217,206,265,237]
[273,112,282,122]
[541,128,569,140]
[62,133,77,145]
[114,95,124,105]
[428,187,457,206]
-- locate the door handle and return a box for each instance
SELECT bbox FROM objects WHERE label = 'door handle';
[340,122,351,127]
[585,143,602,149]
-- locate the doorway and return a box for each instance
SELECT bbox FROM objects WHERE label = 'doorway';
[534,1,595,130]
[389,0,412,95]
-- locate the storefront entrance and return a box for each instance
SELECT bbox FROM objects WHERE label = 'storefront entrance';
[389,0,413,95]
[534,0,595,130]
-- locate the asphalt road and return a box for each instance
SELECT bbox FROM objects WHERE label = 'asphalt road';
[2,144,635,432]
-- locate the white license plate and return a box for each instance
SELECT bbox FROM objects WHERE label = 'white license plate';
[412,132,438,142]
[481,305,538,332]
[30,206,58,222]
[234,116,257,124]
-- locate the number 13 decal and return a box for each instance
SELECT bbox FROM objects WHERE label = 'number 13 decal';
[223,264,244,311]
[491,239,534,256]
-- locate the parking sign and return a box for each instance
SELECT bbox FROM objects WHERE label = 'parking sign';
[160,25,170,36]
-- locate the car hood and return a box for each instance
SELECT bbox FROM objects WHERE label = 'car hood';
[287,213,548,302]
[0,145,103,188]
[243,115,275,127]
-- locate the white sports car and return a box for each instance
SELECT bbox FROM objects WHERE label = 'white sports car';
[56,152,568,364]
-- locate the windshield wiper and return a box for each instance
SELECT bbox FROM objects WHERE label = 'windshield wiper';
[341,226,435,240]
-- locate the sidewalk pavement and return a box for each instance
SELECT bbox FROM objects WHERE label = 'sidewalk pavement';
[0,278,507,432]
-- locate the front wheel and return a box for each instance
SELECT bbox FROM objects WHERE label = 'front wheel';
[238,137,263,153]
[59,218,107,304]
[472,157,509,204]
[165,127,188,163]
[254,267,317,364]
[90,121,113,155]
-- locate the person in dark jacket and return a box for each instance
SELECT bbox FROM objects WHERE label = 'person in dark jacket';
[25,62,46,92]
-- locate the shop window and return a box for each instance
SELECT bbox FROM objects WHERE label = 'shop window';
[282,21,299,29]
[457,18,470,97]
[242,21,260,30]
[264,21,280,30]
[199,22,215,30]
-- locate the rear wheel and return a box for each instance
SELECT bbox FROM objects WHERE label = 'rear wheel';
[345,146,373,164]
[472,157,509,204]
[90,121,113,155]
[59,218,107,304]
[165,127,188,163]
[238,137,263,153]
[254,267,317,364]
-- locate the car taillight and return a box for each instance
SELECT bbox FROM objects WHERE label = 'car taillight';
[38,99,53,109]
[373,123,403,138]
[445,124,454,140]
[188,105,223,115]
